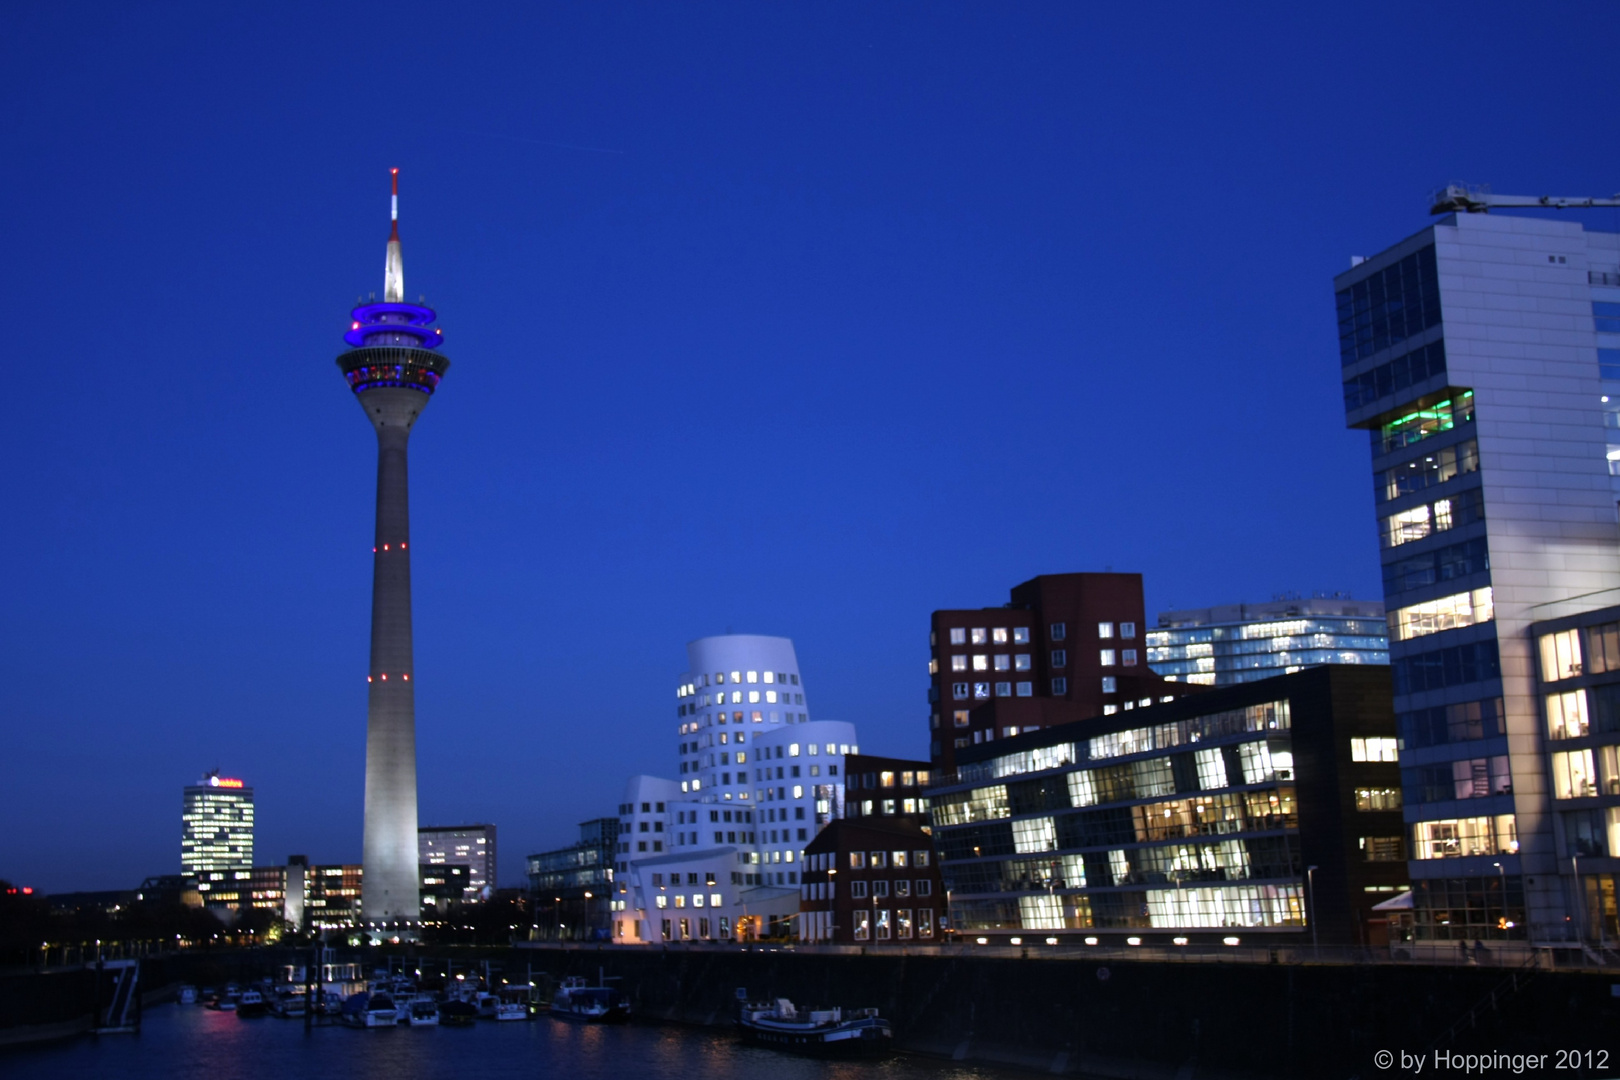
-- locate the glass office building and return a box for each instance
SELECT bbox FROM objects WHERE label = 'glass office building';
[182,771,254,910]
[1337,209,1620,941]
[1148,597,1388,686]
[928,666,1407,945]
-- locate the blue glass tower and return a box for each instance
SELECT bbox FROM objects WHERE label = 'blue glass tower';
[338,169,450,936]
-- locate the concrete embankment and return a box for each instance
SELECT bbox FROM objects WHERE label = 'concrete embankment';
[513,944,1620,1078]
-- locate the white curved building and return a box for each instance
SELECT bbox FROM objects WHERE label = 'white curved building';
[610,634,862,942]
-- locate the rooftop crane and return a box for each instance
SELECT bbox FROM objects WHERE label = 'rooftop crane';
[1430,183,1620,215]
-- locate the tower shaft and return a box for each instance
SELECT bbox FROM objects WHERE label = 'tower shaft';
[361,407,419,927]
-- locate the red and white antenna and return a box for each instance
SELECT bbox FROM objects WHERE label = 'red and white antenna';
[384,168,404,302]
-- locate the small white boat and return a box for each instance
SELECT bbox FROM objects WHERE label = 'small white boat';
[407,999,439,1026]
[236,989,268,1018]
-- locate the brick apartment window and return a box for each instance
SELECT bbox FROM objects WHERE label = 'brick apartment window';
[1052,677,1068,694]
[972,654,989,671]
[994,654,1010,671]
[1097,622,1113,639]
[995,681,1011,697]
[949,628,966,645]
[1101,676,1116,693]
[971,628,988,644]
[951,655,967,671]
[953,710,970,727]
[1123,649,1138,667]
[954,737,969,748]
[1013,627,1030,643]
[1121,621,1137,639]
[1051,622,1067,641]
[1051,649,1067,667]
[973,682,991,699]
[1014,654,1031,670]
[1016,682,1032,696]
[992,627,1008,644]
[1100,649,1116,666]
[851,881,868,898]
[953,683,969,700]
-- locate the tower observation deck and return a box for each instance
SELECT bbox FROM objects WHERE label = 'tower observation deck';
[338,169,450,938]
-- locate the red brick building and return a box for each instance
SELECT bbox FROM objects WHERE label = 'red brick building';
[799,818,945,944]
[929,573,1202,772]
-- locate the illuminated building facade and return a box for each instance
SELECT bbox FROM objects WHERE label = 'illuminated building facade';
[418,824,497,902]
[338,170,451,935]
[181,771,253,907]
[929,666,1408,946]
[1337,211,1620,941]
[928,573,1200,774]
[1148,596,1388,686]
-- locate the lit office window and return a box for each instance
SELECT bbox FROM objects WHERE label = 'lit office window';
[1546,690,1589,740]
[1388,588,1494,641]
[951,655,968,672]
[950,628,966,645]
[992,628,1009,644]
[1410,815,1518,859]
[1351,737,1398,762]
[1120,622,1137,639]
[971,628,988,645]
[1014,654,1031,670]
[1540,629,1584,682]
[994,655,1010,671]
[1013,628,1030,644]
[973,655,989,671]
[1100,650,1116,666]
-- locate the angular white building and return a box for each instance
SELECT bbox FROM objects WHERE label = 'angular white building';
[610,634,861,942]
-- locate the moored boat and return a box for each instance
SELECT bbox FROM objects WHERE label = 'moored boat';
[737,998,891,1057]
[341,991,398,1028]
[407,999,439,1026]
[549,976,630,1023]
[236,989,269,1018]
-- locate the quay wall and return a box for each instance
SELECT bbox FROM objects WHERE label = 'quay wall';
[514,944,1620,1078]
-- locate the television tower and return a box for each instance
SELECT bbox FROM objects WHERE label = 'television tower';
[337,169,450,937]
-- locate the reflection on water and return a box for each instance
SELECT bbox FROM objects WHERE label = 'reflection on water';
[3,1004,1018,1080]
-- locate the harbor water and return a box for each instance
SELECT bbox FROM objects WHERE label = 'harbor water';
[2,1001,1020,1080]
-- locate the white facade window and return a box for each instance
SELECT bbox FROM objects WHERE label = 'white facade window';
[992,628,1009,644]
[763,671,775,684]
[731,671,741,683]
[1100,649,1116,666]
[951,655,968,672]
[972,654,989,671]
[766,690,777,703]
[1097,622,1113,639]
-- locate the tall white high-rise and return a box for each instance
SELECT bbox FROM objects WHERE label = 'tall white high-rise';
[182,770,254,901]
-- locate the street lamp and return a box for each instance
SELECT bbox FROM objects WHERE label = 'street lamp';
[1493,861,1506,937]
[1306,866,1320,959]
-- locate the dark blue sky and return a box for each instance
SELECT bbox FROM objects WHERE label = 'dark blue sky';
[5,3,1619,891]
